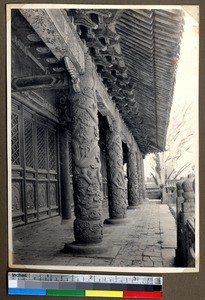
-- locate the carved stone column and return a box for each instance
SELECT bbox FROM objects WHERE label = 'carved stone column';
[105,119,127,224]
[64,52,105,253]
[127,146,140,209]
[57,92,73,220]
[137,151,143,202]
[59,128,72,220]
[141,155,146,199]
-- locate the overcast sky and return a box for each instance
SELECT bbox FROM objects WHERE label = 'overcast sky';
[144,8,199,180]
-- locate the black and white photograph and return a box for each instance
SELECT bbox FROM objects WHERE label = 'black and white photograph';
[7,4,199,272]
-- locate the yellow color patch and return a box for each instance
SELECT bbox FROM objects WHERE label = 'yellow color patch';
[85,290,123,297]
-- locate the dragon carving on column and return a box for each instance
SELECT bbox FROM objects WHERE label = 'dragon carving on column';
[127,147,140,207]
[106,119,127,219]
[70,52,104,244]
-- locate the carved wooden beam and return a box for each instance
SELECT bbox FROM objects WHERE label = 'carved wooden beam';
[94,56,113,68]
[71,9,98,29]
[20,9,85,74]
[111,63,127,73]
[103,9,125,24]
[122,89,135,97]
[86,37,107,51]
[56,90,71,125]
[94,70,115,119]
[108,85,122,94]
[93,25,120,41]
[112,91,125,100]
[11,35,47,73]
[12,91,59,122]
[12,74,69,91]
[85,9,112,18]
[94,65,148,153]
[85,29,107,51]
[104,47,123,59]
[64,56,80,93]
[100,69,117,82]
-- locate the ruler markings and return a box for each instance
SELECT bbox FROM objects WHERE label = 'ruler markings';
[8,272,163,298]
[8,272,162,285]
[9,280,162,292]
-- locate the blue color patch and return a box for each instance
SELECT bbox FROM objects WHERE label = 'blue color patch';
[8,288,46,295]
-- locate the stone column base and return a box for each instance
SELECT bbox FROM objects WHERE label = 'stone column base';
[104,218,131,225]
[63,241,108,255]
[127,205,139,209]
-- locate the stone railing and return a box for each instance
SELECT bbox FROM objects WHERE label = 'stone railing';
[161,179,180,204]
[186,217,195,267]
[165,179,178,193]
[175,175,195,267]
[145,187,161,199]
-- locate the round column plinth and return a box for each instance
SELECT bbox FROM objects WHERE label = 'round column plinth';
[127,205,139,210]
[63,241,108,255]
[104,217,131,225]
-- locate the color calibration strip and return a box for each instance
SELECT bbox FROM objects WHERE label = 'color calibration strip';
[8,272,163,298]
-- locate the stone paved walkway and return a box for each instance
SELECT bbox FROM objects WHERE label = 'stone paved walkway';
[13,201,177,268]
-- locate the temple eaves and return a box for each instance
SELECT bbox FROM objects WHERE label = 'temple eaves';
[15,8,184,154]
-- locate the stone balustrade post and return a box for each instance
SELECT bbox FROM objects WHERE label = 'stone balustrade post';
[175,180,184,266]
[182,174,195,224]
[175,174,195,266]
[176,180,184,220]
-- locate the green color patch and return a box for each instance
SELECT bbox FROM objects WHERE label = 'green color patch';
[46,289,85,296]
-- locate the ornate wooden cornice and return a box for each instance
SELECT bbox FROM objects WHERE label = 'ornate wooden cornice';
[12,74,69,91]
[94,56,113,68]
[86,37,107,51]
[20,9,85,75]
[70,9,98,29]
[16,8,184,154]
[84,9,112,18]
[93,25,120,41]
[56,90,71,126]
[12,91,59,122]
[100,69,117,83]
[11,35,47,73]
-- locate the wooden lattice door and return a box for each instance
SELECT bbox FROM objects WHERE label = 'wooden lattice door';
[11,101,25,226]
[11,99,60,227]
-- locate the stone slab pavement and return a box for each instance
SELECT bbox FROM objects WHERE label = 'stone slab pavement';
[13,201,177,268]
